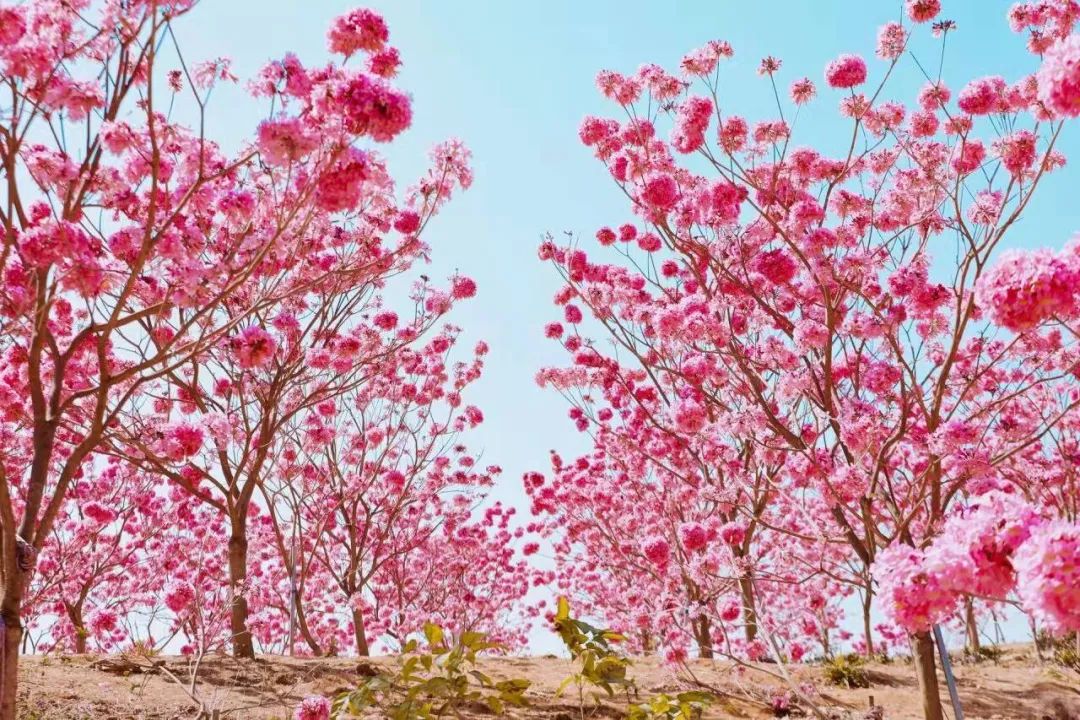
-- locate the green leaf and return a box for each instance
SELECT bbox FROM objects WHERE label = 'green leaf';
[469,669,493,687]
[556,595,570,622]
[423,622,444,647]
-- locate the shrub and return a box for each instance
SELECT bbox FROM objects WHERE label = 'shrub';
[822,654,870,689]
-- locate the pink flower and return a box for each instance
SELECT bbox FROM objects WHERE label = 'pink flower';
[671,95,713,153]
[373,311,399,330]
[976,248,1080,331]
[719,601,741,622]
[993,130,1037,177]
[678,522,709,552]
[294,695,331,720]
[451,276,477,300]
[83,502,118,526]
[680,40,732,76]
[637,233,662,252]
[672,399,707,433]
[232,326,277,369]
[752,249,797,284]
[315,148,370,213]
[256,117,318,166]
[163,422,204,461]
[876,22,907,60]
[327,8,388,56]
[641,174,679,211]
[0,7,26,46]
[544,322,564,339]
[966,190,1003,226]
[906,0,941,23]
[951,139,986,175]
[338,73,412,142]
[1038,34,1080,118]
[368,47,402,78]
[89,610,118,633]
[564,305,583,324]
[579,116,618,146]
[718,116,748,152]
[1015,520,1080,634]
[394,210,421,234]
[642,536,671,566]
[910,110,939,136]
[164,584,194,613]
[957,76,1008,115]
[719,522,746,546]
[790,78,816,104]
[758,56,782,76]
[873,545,957,633]
[825,54,868,89]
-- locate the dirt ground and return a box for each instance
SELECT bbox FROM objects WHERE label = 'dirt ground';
[14,645,1080,719]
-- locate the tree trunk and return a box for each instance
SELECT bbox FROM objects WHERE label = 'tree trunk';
[227,528,255,659]
[911,631,944,720]
[862,587,875,656]
[694,614,713,659]
[964,598,981,655]
[66,602,87,654]
[294,588,323,657]
[739,574,758,643]
[1,567,26,720]
[352,607,370,657]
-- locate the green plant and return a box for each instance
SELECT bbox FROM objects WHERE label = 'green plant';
[332,623,530,719]
[964,644,1005,663]
[552,596,636,709]
[627,691,713,720]
[1054,645,1080,671]
[822,653,870,689]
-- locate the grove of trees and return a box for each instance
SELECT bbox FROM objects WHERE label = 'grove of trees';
[1,1,1079,720]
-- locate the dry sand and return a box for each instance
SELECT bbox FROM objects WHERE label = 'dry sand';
[14,645,1080,719]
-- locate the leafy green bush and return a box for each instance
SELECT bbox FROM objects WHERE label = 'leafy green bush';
[963,644,1005,663]
[332,623,530,719]
[552,596,636,704]
[1054,645,1080,671]
[627,691,713,720]
[822,653,870,689]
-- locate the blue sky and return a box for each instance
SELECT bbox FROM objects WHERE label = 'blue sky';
[172,1,1079,651]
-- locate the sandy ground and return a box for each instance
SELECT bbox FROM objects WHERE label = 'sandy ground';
[13,645,1080,719]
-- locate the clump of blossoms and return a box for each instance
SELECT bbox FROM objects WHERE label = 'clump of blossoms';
[874,493,1080,636]
[293,695,331,720]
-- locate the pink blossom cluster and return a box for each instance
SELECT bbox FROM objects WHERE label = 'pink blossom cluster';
[977,245,1080,331]
[874,494,1080,635]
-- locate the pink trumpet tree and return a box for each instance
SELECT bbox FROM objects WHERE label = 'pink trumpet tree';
[261,332,531,656]
[96,10,474,659]
[0,0,380,708]
[0,5,476,717]
[27,462,170,655]
[533,3,1080,718]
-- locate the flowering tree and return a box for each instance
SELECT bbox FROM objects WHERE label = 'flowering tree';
[533,2,1080,718]
[260,330,502,656]
[26,462,166,654]
[0,3,478,715]
[94,8,474,659]
[871,26,1080,649]
[0,0,395,709]
[371,502,536,652]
